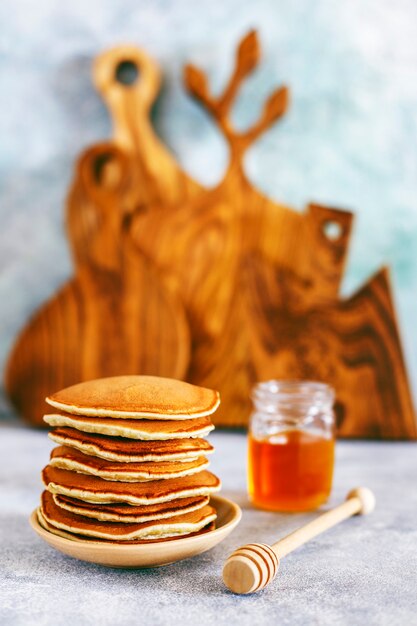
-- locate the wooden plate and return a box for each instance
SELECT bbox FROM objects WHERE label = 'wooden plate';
[29,494,241,568]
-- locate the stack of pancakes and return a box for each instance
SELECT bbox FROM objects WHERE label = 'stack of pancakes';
[37,376,221,542]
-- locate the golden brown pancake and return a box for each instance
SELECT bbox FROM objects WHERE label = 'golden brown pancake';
[43,413,214,440]
[49,446,209,482]
[46,375,220,419]
[43,466,221,505]
[37,509,215,543]
[39,491,217,541]
[48,428,214,462]
[53,493,210,523]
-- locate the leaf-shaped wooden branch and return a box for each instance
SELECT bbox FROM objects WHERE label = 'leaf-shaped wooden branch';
[183,65,212,111]
[241,86,289,147]
[217,29,260,115]
[183,29,289,155]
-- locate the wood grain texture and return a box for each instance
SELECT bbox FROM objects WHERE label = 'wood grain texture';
[5,31,416,438]
[5,144,189,426]
[131,31,416,437]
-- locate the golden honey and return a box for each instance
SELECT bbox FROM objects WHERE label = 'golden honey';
[248,429,334,512]
[248,381,335,512]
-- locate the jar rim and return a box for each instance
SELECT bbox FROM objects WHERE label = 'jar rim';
[252,379,335,405]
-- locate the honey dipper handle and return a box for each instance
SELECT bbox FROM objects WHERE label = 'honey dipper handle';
[272,487,376,560]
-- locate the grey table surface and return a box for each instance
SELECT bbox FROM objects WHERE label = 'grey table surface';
[0,421,416,626]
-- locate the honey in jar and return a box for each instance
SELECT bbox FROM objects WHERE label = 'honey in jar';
[248,381,335,512]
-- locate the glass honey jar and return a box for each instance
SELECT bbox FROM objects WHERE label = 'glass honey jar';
[248,380,335,512]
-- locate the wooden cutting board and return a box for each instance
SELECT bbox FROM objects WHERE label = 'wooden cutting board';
[5,142,190,426]
[130,31,417,437]
[5,31,416,437]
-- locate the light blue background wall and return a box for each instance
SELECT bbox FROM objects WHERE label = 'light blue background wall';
[1,0,417,415]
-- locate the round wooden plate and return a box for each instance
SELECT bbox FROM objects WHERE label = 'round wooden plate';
[29,495,241,568]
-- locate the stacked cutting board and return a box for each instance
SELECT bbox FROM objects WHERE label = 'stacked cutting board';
[38,376,221,542]
[5,30,416,439]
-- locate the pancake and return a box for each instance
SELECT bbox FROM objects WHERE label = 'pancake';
[37,508,215,543]
[43,414,214,440]
[48,428,214,462]
[49,446,209,482]
[46,375,220,419]
[39,491,217,541]
[53,493,210,523]
[43,466,221,505]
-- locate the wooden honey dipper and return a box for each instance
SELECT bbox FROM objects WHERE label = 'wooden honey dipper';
[223,487,375,595]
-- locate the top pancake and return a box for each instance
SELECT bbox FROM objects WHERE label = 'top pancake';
[46,375,220,420]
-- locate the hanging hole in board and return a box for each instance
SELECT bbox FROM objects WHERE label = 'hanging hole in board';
[93,153,113,184]
[322,220,343,242]
[93,152,122,189]
[115,60,139,86]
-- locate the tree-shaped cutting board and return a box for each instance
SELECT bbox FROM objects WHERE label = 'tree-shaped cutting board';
[5,31,416,438]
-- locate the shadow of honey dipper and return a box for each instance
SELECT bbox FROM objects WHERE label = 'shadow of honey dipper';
[223,487,376,595]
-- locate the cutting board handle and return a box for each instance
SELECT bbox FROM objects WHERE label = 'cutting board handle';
[93,45,161,149]
[67,142,132,271]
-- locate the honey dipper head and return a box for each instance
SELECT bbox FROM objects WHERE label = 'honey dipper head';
[222,543,279,595]
[347,487,376,515]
